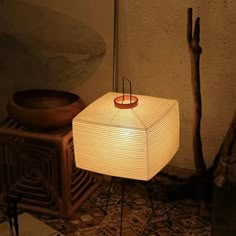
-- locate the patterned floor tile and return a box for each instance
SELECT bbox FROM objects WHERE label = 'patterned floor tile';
[0,168,212,236]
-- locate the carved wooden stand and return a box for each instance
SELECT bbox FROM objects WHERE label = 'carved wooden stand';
[0,117,102,219]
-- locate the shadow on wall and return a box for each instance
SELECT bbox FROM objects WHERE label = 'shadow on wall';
[0,0,106,91]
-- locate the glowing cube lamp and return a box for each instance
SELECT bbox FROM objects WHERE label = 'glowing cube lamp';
[72,92,179,181]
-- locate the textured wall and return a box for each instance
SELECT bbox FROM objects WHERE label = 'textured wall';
[0,0,114,120]
[118,0,236,169]
[0,0,235,170]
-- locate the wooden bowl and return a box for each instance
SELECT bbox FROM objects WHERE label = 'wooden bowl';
[7,89,85,129]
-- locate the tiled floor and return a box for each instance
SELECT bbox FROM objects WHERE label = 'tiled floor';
[0,167,212,236]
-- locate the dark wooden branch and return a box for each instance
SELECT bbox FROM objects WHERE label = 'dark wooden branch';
[187,8,206,175]
[169,8,236,209]
[187,8,192,44]
[193,18,200,43]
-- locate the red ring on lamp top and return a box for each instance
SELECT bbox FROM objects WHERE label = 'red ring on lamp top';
[114,95,138,109]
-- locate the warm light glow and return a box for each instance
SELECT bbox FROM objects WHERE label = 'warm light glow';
[72,92,179,181]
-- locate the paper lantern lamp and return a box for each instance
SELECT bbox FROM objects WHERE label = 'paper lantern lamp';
[72,92,179,181]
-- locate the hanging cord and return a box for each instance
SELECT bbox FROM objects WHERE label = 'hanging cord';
[112,0,119,92]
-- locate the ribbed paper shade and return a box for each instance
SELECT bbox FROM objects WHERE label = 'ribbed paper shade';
[72,92,179,181]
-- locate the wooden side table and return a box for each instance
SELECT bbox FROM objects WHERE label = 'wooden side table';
[0,117,102,219]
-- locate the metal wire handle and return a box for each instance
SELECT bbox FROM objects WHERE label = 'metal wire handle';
[114,77,138,109]
[122,77,132,104]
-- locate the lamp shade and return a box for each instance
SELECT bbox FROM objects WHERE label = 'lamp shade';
[72,92,179,181]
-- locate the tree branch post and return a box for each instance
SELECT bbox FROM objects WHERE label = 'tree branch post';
[187,8,207,175]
